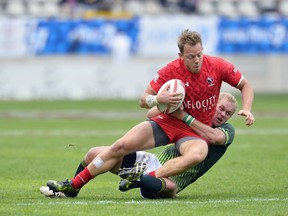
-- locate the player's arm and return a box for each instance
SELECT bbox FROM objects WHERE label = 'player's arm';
[173,109,226,145]
[186,118,225,145]
[139,85,158,109]
[147,107,226,145]
[236,77,255,126]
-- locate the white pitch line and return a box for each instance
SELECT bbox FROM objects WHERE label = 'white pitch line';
[16,197,288,206]
[0,128,287,137]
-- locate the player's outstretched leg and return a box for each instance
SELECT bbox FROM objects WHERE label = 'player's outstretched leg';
[46,179,79,198]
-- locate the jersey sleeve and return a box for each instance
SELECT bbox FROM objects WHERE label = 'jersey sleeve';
[150,66,172,92]
[217,58,243,87]
[217,123,235,146]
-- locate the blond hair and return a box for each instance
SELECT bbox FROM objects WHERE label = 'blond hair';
[219,92,238,115]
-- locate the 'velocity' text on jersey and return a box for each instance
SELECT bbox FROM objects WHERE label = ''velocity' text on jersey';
[183,95,217,112]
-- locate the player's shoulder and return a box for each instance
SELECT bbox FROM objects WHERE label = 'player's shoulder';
[157,58,182,78]
[215,122,235,134]
[219,122,234,129]
[216,122,235,146]
[203,54,231,65]
[166,58,182,68]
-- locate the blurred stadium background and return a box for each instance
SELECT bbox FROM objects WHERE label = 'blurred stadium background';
[0,0,288,100]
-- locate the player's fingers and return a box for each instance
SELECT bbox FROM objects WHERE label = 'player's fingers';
[238,110,250,117]
[237,110,246,116]
[246,114,255,126]
[170,93,183,102]
[238,110,255,126]
[171,92,183,98]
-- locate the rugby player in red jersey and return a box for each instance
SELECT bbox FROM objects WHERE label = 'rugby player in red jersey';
[45,29,254,198]
[40,92,238,199]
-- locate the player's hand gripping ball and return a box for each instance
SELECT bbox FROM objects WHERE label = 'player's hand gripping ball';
[157,79,186,114]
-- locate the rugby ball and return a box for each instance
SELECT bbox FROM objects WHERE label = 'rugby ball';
[157,79,186,114]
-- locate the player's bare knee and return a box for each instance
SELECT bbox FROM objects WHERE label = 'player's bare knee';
[192,154,205,164]
[110,139,129,156]
[182,152,206,168]
[183,143,208,165]
[84,147,97,163]
[85,147,106,163]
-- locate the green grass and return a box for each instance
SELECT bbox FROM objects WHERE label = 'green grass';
[0,93,287,216]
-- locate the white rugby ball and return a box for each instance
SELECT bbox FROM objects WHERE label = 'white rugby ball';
[157,79,186,114]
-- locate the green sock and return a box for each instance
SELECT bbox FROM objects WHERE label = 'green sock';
[139,175,166,193]
[74,161,87,177]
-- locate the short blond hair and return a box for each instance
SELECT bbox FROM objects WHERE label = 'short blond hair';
[219,92,238,115]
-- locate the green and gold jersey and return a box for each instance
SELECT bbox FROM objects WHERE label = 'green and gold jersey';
[156,123,235,193]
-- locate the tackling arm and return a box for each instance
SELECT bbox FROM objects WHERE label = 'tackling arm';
[147,107,226,145]
[187,119,225,145]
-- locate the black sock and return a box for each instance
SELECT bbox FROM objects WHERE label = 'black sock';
[139,175,166,193]
[74,161,87,177]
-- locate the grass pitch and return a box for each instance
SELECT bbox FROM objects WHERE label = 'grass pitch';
[0,94,287,216]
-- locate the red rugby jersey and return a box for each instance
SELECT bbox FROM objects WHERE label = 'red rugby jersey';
[150,55,243,126]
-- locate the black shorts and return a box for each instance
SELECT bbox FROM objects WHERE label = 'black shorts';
[120,120,169,168]
[148,120,170,147]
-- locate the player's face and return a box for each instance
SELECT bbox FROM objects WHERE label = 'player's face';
[179,43,203,74]
[212,98,235,126]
